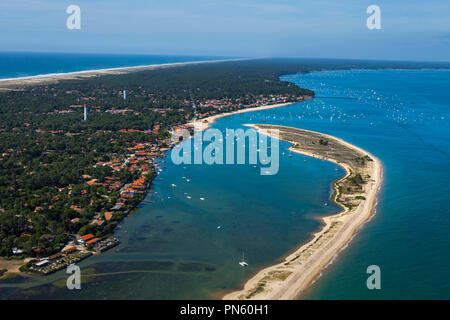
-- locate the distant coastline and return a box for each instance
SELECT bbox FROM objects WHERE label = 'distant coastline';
[0,57,246,90]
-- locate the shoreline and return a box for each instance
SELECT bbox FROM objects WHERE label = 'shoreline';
[222,124,383,300]
[0,102,300,279]
[0,96,303,279]
[0,58,246,89]
[189,102,299,132]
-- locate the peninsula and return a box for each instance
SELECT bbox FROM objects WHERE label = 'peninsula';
[0,59,313,278]
[223,124,382,300]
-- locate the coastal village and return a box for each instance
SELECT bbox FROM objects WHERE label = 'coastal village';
[1,89,311,277]
[22,138,166,275]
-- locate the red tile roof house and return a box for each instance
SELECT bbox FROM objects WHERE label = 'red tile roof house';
[49,252,63,260]
[63,246,77,253]
[104,212,114,221]
[90,219,105,227]
[86,238,100,245]
[71,218,80,224]
[79,234,94,243]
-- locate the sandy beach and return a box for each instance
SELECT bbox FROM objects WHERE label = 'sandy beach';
[0,58,245,91]
[0,61,382,298]
[222,124,383,300]
[187,103,383,300]
[189,102,296,132]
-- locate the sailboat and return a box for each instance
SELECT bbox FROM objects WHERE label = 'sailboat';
[239,253,248,267]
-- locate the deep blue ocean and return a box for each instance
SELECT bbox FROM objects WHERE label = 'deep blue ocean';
[285,69,450,299]
[0,52,226,80]
[0,65,448,299]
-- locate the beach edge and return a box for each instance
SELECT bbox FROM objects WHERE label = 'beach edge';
[221,124,383,300]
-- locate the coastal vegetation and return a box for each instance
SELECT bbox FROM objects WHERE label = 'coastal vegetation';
[0,59,315,271]
[2,57,421,279]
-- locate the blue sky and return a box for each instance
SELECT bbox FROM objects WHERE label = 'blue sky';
[0,0,449,61]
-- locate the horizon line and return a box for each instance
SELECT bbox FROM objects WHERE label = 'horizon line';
[1,50,450,64]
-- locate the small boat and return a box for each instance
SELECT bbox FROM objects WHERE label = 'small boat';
[239,253,248,267]
[200,197,205,201]
[217,226,221,230]
[171,184,176,188]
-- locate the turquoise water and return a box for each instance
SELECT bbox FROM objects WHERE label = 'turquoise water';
[0,69,449,299]
[0,52,226,79]
[282,69,450,299]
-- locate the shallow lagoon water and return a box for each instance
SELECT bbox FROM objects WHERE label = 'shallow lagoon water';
[1,69,448,299]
